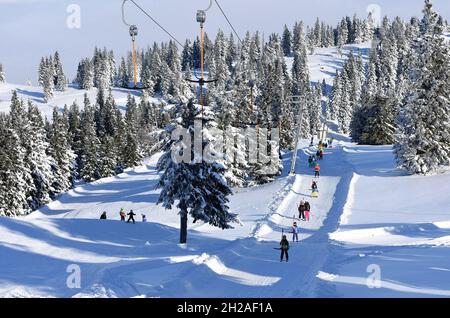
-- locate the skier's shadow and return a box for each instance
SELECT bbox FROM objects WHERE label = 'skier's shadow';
[291,190,312,198]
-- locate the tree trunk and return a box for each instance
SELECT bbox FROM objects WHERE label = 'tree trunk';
[179,206,188,244]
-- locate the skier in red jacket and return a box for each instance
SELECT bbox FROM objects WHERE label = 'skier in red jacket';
[314,164,321,178]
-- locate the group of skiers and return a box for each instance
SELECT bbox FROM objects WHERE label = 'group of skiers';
[278,138,334,262]
[100,208,147,224]
[297,199,311,221]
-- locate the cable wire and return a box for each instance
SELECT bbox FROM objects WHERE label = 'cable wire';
[128,0,184,47]
[214,0,242,43]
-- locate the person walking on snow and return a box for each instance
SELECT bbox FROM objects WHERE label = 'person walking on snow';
[127,210,136,224]
[280,235,289,262]
[305,200,311,212]
[298,200,306,220]
[292,222,299,242]
[119,208,126,221]
[314,163,321,178]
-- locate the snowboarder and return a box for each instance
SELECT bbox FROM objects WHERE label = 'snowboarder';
[292,222,299,242]
[314,163,320,178]
[142,214,147,222]
[100,211,107,220]
[119,208,126,221]
[280,235,289,262]
[127,210,136,224]
[311,181,318,191]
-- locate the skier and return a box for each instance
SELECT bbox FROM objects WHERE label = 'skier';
[329,138,334,147]
[100,211,107,220]
[292,222,299,242]
[308,156,313,167]
[280,235,289,262]
[119,208,126,221]
[127,210,136,224]
[311,181,319,198]
[309,137,314,147]
[314,163,321,178]
[142,214,147,223]
[298,200,306,220]
[319,150,324,160]
[316,149,321,158]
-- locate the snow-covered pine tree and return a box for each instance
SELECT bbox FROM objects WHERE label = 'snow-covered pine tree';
[308,83,322,136]
[122,94,142,168]
[181,39,193,71]
[352,14,363,44]
[99,135,118,178]
[107,50,116,87]
[0,63,5,83]
[0,114,29,216]
[83,58,94,90]
[281,25,293,57]
[25,102,55,209]
[330,71,342,121]
[394,0,450,174]
[117,57,129,88]
[67,101,83,174]
[364,12,375,42]
[80,94,101,182]
[38,57,54,102]
[157,99,237,243]
[212,30,231,92]
[49,107,75,193]
[291,22,311,137]
[360,90,396,145]
[337,18,349,55]
[166,40,184,101]
[226,33,237,73]
[53,51,67,91]
[351,47,379,143]
[141,63,155,101]
[314,18,322,47]
[337,70,352,134]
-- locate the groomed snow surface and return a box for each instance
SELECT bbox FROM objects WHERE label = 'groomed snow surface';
[1,44,449,298]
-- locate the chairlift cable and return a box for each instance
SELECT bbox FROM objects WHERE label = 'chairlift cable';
[127,0,184,48]
[214,0,242,43]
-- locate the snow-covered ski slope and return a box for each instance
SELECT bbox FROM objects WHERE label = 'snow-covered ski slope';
[1,43,450,298]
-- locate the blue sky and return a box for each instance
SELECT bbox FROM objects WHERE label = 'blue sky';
[0,0,448,83]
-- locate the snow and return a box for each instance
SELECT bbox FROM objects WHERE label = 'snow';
[1,45,450,298]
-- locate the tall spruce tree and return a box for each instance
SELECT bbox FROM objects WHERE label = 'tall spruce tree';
[157,99,236,244]
[394,0,450,174]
